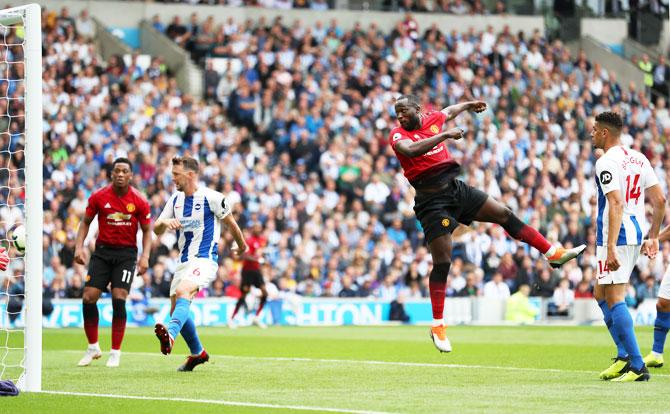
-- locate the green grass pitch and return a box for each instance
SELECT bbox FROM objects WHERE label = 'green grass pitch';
[3,325,669,413]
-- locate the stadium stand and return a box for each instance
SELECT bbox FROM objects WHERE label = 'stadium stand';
[29,6,670,314]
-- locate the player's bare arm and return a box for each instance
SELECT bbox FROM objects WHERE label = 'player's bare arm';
[605,190,624,271]
[440,101,487,122]
[394,128,464,158]
[153,218,182,235]
[138,222,152,274]
[641,184,666,258]
[223,214,248,256]
[74,215,94,265]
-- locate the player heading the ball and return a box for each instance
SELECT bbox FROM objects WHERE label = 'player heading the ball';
[389,95,586,353]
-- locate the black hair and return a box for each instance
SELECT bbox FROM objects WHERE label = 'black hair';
[595,111,623,132]
[112,157,132,170]
[395,94,421,108]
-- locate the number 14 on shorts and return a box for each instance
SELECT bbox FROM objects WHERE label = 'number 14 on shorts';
[598,260,610,274]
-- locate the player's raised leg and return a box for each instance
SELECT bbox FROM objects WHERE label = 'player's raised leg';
[155,279,199,356]
[78,286,102,366]
[594,284,630,379]
[472,197,586,268]
[427,234,452,353]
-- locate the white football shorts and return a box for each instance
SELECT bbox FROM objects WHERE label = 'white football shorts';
[170,257,218,296]
[659,265,670,300]
[595,245,640,285]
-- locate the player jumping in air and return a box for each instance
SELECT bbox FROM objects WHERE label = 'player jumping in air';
[228,221,268,329]
[590,111,665,382]
[74,157,152,368]
[153,156,248,371]
[389,95,586,353]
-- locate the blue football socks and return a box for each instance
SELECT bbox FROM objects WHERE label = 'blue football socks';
[610,301,644,370]
[652,311,670,354]
[598,300,627,359]
[168,298,191,340]
[180,316,204,356]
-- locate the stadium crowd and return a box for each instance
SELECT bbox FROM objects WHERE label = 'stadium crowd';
[143,0,509,14]
[5,7,670,318]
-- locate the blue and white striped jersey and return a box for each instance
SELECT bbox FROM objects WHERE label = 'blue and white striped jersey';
[595,146,659,246]
[158,187,232,263]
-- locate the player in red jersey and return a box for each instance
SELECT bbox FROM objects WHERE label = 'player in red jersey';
[390,95,586,353]
[228,222,268,329]
[73,157,152,367]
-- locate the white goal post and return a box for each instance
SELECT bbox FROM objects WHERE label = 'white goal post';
[0,3,42,392]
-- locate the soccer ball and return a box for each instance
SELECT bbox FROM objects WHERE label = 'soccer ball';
[10,224,25,254]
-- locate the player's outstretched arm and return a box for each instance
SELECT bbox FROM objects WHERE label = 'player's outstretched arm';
[74,215,94,265]
[605,190,624,271]
[222,214,248,256]
[441,100,487,122]
[395,128,464,158]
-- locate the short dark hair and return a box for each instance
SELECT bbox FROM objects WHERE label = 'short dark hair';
[595,111,623,132]
[112,157,132,170]
[172,156,199,172]
[395,94,420,108]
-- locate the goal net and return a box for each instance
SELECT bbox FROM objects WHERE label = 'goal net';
[0,4,42,392]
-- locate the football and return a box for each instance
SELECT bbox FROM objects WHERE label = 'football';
[10,224,25,254]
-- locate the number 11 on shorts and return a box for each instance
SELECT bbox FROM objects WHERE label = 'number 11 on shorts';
[121,269,134,283]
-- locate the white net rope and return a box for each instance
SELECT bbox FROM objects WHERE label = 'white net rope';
[0,10,26,384]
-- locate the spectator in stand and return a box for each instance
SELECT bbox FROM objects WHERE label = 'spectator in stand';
[549,278,574,316]
[637,275,659,303]
[35,7,670,308]
[483,272,511,299]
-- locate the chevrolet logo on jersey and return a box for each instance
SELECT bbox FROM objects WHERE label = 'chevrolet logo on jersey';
[107,212,132,222]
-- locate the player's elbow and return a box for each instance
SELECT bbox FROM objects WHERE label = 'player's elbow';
[654,193,667,209]
[399,146,419,158]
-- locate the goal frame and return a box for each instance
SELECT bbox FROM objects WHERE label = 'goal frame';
[0,3,43,392]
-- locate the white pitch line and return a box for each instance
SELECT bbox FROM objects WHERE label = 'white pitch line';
[37,390,394,414]
[56,350,670,378]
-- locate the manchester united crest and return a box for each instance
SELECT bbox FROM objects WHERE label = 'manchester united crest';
[430,125,440,134]
[126,203,136,213]
[441,218,450,227]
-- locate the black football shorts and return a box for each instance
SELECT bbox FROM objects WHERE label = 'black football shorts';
[413,179,489,244]
[85,245,138,292]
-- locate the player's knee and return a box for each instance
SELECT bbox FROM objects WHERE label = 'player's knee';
[174,285,192,299]
[658,298,670,312]
[500,210,523,236]
[429,262,451,284]
[82,293,97,305]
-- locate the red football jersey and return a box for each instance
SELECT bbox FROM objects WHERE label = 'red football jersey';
[85,185,151,248]
[389,111,459,181]
[242,235,266,271]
